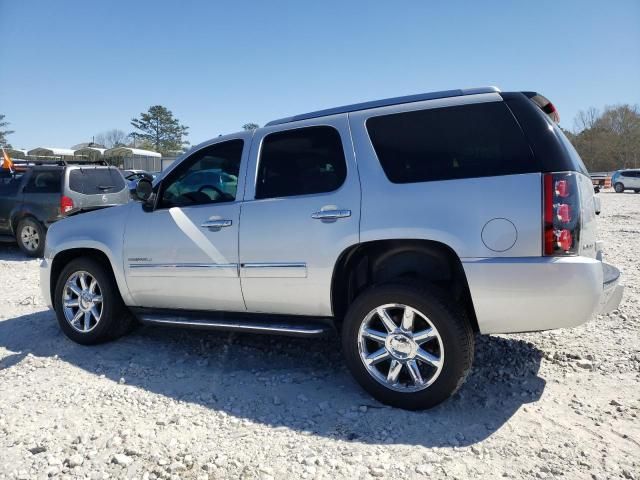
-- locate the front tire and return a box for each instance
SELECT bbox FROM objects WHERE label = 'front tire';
[54,257,134,345]
[614,183,625,193]
[16,218,45,257]
[341,282,474,410]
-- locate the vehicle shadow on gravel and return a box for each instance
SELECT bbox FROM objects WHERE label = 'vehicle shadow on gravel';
[0,310,545,447]
[0,244,35,262]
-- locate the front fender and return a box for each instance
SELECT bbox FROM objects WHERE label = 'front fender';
[44,204,134,305]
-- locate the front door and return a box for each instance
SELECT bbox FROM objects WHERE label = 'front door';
[239,116,361,316]
[123,136,250,311]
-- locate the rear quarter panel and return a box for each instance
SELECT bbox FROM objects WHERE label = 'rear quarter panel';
[348,94,542,258]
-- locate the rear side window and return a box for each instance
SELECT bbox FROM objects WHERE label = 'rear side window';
[23,170,62,193]
[69,168,125,194]
[256,126,347,199]
[366,102,534,183]
[0,172,24,193]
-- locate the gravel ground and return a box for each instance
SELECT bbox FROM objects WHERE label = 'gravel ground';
[0,192,639,480]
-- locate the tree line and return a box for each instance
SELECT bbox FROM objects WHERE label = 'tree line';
[564,104,640,172]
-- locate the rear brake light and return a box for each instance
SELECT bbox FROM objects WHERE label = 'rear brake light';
[526,93,560,124]
[543,173,580,255]
[555,179,569,198]
[60,195,74,214]
[557,204,571,223]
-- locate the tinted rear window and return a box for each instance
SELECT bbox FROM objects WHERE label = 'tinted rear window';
[23,170,62,193]
[256,126,347,199]
[366,101,534,183]
[69,168,125,194]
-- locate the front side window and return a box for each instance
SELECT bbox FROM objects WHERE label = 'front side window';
[366,102,534,184]
[23,170,62,193]
[160,139,243,208]
[255,126,347,199]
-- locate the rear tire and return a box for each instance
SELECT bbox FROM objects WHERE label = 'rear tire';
[341,282,474,410]
[16,218,45,257]
[614,183,624,193]
[54,257,134,345]
[634,189,640,194]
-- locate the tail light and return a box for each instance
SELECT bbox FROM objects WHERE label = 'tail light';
[543,173,580,255]
[60,195,74,214]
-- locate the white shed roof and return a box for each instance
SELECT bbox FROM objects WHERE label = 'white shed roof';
[27,147,76,157]
[74,147,106,157]
[104,147,161,158]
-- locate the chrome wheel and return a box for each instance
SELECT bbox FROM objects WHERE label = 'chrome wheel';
[357,303,444,392]
[20,225,40,252]
[62,271,103,333]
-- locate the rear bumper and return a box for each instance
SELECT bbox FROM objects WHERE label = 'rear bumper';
[599,262,623,314]
[463,256,623,334]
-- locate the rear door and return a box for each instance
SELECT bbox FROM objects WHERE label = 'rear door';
[0,172,25,233]
[66,167,129,210]
[20,168,63,227]
[239,116,360,316]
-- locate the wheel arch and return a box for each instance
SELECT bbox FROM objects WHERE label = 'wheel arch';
[330,239,479,332]
[50,247,122,309]
[11,211,41,235]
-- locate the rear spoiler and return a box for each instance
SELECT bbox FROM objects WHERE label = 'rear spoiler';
[521,92,560,124]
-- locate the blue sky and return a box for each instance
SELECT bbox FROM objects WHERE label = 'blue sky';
[1,0,639,149]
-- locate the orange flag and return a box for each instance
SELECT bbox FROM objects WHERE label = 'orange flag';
[1,148,13,170]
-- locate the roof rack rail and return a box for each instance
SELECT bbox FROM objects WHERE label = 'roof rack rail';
[7,159,110,170]
[55,159,109,166]
[265,86,501,127]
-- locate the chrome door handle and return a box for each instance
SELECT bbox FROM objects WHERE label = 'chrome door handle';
[201,219,232,228]
[311,209,351,220]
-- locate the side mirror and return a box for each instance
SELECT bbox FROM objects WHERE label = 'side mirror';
[135,178,153,202]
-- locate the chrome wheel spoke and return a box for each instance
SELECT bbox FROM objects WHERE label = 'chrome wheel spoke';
[92,295,103,304]
[401,307,415,331]
[79,273,89,291]
[64,299,79,308]
[413,328,437,345]
[387,360,402,384]
[407,360,424,386]
[90,306,100,322]
[89,278,98,293]
[83,311,91,330]
[362,328,387,344]
[365,348,390,366]
[71,309,83,327]
[416,348,441,368]
[67,282,81,297]
[377,307,397,333]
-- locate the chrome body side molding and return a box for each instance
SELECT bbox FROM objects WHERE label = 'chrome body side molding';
[240,262,307,278]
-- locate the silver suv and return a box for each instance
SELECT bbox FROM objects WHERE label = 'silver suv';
[611,169,640,193]
[40,87,623,409]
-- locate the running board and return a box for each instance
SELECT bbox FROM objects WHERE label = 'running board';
[132,308,335,338]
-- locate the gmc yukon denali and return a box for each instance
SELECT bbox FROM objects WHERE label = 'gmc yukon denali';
[40,87,623,409]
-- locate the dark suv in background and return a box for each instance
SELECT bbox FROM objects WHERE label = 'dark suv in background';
[0,162,129,256]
